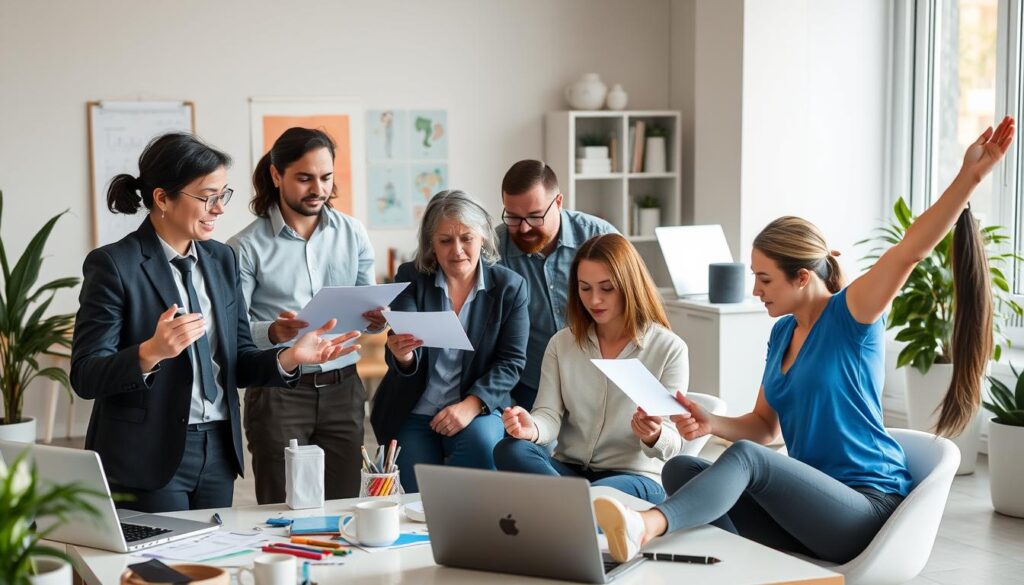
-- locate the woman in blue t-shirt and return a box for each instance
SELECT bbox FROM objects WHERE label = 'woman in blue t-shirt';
[594,116,1016,564]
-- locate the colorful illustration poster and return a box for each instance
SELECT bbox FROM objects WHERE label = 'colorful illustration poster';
[367,163,412,228]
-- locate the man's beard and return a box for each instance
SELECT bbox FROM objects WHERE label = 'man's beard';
[285,195,327,217]
[510,230,553,254]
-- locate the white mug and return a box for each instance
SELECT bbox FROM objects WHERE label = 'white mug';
[339,500,400,546]
[237,553,296,585]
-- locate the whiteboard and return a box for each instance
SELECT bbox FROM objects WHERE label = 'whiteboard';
[87,101,195,246]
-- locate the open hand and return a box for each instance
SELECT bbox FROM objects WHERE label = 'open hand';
[279,320,360,371]
[631,407,663,447]
[959,116,1015,184]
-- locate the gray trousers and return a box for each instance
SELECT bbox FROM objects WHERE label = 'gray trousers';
[244,365,366,504]
[656,440,904,564]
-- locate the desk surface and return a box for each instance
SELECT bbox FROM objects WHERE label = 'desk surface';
[70,489,842,585]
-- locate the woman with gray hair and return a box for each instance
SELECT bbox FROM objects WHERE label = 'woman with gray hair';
[370,190,530,492]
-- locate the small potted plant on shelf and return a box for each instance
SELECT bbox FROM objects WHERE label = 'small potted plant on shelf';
[0,450,104,585]
[859,196,1022,474]
[643,125,668,173]
[0,190,79,443]
[634,195,661,237]
[984,367,1024,517]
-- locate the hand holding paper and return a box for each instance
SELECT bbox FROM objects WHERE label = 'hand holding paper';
[382,310,474,351]
[590,358,689,416]
[296,283,409,337]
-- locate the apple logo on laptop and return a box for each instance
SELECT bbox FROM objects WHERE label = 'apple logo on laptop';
[499,514,519,536]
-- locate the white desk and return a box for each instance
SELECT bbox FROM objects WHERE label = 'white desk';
[70,490,841,585]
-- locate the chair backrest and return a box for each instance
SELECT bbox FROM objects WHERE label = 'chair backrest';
[834,428,960,585]
[679,392,727,457]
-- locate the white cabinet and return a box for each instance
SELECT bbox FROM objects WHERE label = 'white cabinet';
[544,110,682,287]
[663,295,777,415]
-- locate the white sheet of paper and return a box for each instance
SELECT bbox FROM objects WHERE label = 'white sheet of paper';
[590,358,689,416]
[382,310,474,351]
[296,283,409,337]
[141,531,269,563]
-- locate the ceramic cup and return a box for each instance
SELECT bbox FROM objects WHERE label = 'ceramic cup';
[237,554,296,585]
[339,500,400,546]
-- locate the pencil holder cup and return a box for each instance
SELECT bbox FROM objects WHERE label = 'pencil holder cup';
[360,468,403,503]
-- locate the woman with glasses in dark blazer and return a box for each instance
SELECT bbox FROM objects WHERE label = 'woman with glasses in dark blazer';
[370,190,529,493]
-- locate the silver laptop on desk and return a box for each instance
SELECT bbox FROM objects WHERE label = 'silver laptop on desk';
[416,465,644,584]
[0,441,218,553]
[656,224,734,298]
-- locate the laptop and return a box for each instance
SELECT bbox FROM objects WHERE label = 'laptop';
[655,224,734,298]
[0,440,219,553]
[416,465,645,584]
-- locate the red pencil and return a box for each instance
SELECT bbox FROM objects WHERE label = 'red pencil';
[261,544,326,560]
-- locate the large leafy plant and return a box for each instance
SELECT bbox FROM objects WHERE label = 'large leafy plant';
[859,197,1022,373]
[0,451,103,584]
[0,189,79,425]
[985,366,1024,427]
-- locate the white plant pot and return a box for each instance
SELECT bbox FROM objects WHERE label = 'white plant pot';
[28,558,72,585]
[577,146,609,160]
[0,416,37,443]
[638,208,660,237]
[644,136,667,173]
[904,364,981,475]
[988,419,1024,517]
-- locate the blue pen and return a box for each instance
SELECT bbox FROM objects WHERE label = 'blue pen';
[302,561,310,585]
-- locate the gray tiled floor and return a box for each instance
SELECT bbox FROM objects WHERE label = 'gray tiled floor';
[55,424,1024,584]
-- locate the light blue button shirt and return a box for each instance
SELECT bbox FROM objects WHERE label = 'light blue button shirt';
[496,209,617,390]
[411,266,486,416]
[153,237,228,424]
[227,205,375,373]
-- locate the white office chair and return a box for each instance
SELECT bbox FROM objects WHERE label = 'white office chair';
[679,392,727,456]
[803,428,960,585]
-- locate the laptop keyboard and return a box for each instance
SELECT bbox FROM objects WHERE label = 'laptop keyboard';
[121,522,172,543]
[602,554,622,574]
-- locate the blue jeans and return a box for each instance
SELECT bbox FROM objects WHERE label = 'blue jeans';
[395,412,505,493]
[493,437,666,505]
[655,441,905,563]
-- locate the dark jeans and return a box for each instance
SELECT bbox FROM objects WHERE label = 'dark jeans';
[110,423,236,513]
[244,365,366,504]
[493,437,666,505]
[655,440,905,563]
[396,412,505,493]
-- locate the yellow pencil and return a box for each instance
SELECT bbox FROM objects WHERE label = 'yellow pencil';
[380,476,393,496]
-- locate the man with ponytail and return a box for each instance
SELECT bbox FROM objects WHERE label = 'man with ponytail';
[593,117,1015,565]
[72,132,356,512]
[227,127,377,504]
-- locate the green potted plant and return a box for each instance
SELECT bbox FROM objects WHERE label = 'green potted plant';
[984,367,1024,517]
[860,196,1022,474]
[0,450,103,584]
[0,190,79,442]
[633,195,661,237]
[577,133,610,160]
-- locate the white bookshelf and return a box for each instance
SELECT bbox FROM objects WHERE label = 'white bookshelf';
[544,110,682,287]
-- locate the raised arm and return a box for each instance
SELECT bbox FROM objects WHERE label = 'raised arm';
[847,117,1015,324]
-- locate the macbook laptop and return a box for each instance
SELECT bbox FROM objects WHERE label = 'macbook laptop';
[0,440,219,552]
[655,224,734,298]
[416,465,644,584]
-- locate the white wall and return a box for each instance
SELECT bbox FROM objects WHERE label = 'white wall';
[0,0,674,435]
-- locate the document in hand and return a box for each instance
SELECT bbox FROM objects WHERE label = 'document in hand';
[590,358,689,416]
[382,310,474,350]
[296,283,409,337]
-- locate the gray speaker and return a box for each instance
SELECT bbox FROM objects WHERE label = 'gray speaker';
[708,262,745,303]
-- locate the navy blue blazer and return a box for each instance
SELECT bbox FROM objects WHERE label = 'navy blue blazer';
[70,218,292,491]
[369,261,529,444]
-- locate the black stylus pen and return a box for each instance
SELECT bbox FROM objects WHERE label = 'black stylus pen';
[642,552,721,564]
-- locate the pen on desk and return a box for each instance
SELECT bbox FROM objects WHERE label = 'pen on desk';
[641,552,721,564]
[210,513,223,526]
[261,545,326,560]
[302,561,310,585]
[291,537,346,549]
[273,542,330,555]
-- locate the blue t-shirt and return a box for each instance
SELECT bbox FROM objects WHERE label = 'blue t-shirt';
[761,289,912,496]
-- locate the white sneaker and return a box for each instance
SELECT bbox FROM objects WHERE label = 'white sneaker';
[593,496,645,563]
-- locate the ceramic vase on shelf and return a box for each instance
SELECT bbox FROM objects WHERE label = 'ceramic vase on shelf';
[644,137,667,173]
[565,73,607,110]
[606,84,628,110]
[638,208,660,237]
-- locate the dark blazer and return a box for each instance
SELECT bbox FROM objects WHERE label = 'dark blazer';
[370,261,529,444]
[70,218,292,491]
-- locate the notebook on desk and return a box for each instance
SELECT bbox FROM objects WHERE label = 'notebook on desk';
[0,441,218,553]
[289,515,341,535]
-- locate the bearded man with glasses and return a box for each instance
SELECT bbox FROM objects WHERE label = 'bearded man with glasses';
[496,160,617,409]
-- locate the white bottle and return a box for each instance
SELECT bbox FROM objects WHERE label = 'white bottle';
[285,438,325,510]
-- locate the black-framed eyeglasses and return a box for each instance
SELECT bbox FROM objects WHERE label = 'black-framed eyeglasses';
[179,188,234,211]
[502,196,558,227]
